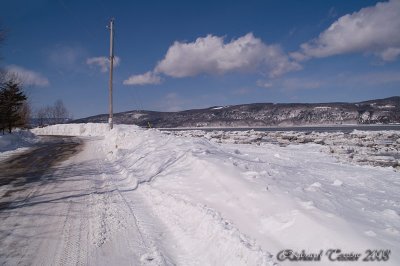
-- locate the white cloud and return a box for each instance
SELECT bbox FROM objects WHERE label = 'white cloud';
[155,33,301,78]
[294,0,400,61]
[380,47,400,61]
[86,56,120,72]
[125,33,301,86]
[123,71,162,85]
[5,65,49,87]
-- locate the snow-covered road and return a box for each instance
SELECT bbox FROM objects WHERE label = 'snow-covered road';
[0,133,271,265]
[0,136,175,265]
[1,123,399,265]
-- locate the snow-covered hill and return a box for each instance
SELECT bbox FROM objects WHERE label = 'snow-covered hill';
[73,96,400,127]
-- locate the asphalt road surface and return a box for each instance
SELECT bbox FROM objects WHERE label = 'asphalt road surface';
[0,136,82,210]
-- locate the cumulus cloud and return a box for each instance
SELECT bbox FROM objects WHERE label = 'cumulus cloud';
[123,71,162,85]
[294,0,400,61]
[124,33,301,85]
[86,56,120,72]
[155,33,301,78]
[5,65,49,87]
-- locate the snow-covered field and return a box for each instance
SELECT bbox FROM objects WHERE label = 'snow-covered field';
[1,124,399,265]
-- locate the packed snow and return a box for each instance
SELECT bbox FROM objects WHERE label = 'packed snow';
[0,130,38,161]
[1,123,399,265]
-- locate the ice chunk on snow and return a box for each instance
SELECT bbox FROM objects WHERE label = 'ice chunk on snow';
[332,179,343,186]
[382,209,399,218]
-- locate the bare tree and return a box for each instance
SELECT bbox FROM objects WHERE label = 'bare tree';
[18,101,31,128]
[35,100,71,126]
[35,105,54,126]
[36,106,47,127]
[54,100,69,124]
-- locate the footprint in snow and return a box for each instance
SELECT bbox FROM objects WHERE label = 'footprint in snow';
[140,249,164,265]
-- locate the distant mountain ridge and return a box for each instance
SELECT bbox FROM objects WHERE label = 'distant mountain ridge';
[73,96,400,128]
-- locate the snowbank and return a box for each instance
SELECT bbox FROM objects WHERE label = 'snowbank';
[32,124,400,265]
[31,123,110,137]
[33,123,276,265]
[0,130,38,158]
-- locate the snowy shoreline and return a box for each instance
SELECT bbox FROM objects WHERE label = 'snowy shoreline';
[159,123,400,130]
[168,129,400,171]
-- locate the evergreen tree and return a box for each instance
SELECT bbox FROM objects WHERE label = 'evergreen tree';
[0,80,27,133]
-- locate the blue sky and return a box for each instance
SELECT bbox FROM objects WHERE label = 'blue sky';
[1,0,400,118]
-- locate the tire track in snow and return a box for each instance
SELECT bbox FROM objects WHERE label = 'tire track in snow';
[51,177,91,265]
[95,157,172,265]
[105,140,276,265]
[139,185,276,266]
[58,201,76,266]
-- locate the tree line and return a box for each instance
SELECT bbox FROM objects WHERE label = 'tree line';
[35,100,71,127]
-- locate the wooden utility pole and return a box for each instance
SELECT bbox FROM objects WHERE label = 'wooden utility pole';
[108,18,115,130]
